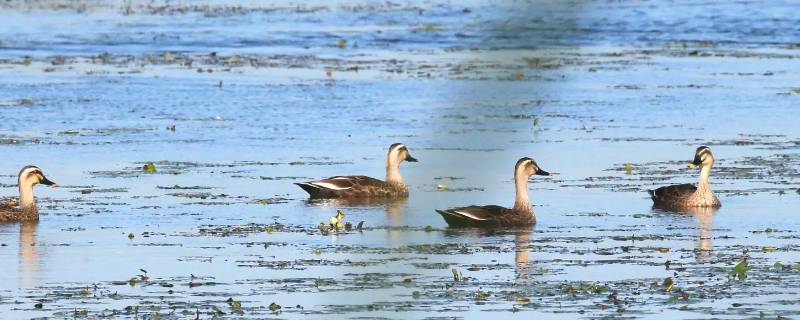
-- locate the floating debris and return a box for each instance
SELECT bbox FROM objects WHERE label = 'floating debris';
[142,162,157,173]
[328,210,346,231]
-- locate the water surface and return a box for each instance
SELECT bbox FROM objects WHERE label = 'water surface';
[2,1,800,318]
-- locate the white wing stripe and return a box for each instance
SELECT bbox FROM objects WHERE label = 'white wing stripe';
[454,210,487,221]
[311,182,351,190]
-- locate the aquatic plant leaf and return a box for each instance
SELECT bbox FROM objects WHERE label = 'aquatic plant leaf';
[318,223,330,234]
[143,162,157,173]
[662,277,673,291]
[730,260,751,280]
[268,302,281,312]
[420,23,439,32]
[227,298,242,311]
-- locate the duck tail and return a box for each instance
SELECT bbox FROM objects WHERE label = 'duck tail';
[435,209,470,227]
[295,182,321,197]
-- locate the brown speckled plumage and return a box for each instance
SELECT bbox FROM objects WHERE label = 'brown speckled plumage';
[436,205,535,227]
[296,175,407,198]
[436,157,550,228]
[296,143,417,199]
[0,205,38,223]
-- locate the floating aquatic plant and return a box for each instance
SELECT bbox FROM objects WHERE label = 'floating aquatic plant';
[328,210,346,230]
[142,162,157,173]
[730,260,751,281]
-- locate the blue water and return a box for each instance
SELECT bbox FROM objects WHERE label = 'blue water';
[1,1,800,318]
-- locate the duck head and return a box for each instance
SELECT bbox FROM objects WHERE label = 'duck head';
[687,146,714,169]
[18,165,58,188]
[387,143,418,166]
[515,157,550,179]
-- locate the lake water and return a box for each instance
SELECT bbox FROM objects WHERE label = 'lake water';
[2,1,800,318]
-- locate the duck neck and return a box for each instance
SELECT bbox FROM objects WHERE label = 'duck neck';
[385,160,406,190]
[697,165,712,194]
[513,171,533,214]
[18,181,37,215]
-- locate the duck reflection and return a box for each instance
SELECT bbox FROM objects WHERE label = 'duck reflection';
[19,222,39,288]
[514,229,532,284]
[689,206,716,261]
[654,205,718,261]
[442,227,534,284]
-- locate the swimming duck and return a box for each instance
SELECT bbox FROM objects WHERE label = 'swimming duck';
[295,143,418,198]
[435,157,550,227]
[649,146,720,208]
[0,166,58,223]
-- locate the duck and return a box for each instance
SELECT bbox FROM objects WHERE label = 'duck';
[435,157,550,227]
[295,143,418,198]
[0,166,58,223]
[649,146,720,208]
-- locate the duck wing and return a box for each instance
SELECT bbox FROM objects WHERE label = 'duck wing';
[649,183,696,205]
[296,175,388,198]
[435,205,515,227]
[0,203,18,222]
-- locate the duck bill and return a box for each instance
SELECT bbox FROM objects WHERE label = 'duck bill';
[40,176,58,187]
[535,168,551,176]
[405,155,418,162]
[687,155,702,169]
